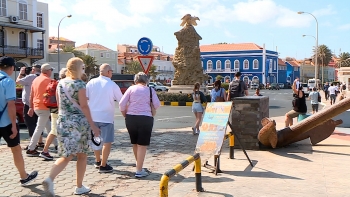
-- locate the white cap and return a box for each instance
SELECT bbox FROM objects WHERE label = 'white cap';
[41,63,54,71]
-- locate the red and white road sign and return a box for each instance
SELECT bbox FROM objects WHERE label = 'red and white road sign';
[137,55,154,74]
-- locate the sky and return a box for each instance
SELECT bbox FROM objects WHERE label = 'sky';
[41,0,350,60]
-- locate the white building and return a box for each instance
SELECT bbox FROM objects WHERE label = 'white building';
[152,60,174,81]
[0,0,49,78]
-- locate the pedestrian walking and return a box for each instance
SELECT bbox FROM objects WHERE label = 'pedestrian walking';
[191,82,206,135]
[328,83,337,105]
[0,56,38,185]
[285,79,307,127]
[308,87,320,114]
[227,72,248,101]
[40,68,67,160]
[210,80,227,102]
[42,57,100,196]
[86,63,123,173]
[26,64,57,157]
[254,88,263,96]
[119,72,160,178]
[16,64,43,149]
[323,82,329,101]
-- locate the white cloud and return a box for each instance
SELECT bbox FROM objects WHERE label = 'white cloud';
[127,0,170,14]
[71,0,153,33]
[224,30,236,38]
[339,24,350,30]
[167,0,336,28]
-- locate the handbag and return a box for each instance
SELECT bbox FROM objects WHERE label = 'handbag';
[215,88,225,102]
[317,92,321,102]
[149,87,156,117]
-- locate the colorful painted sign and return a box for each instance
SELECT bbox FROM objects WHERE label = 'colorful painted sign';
[195,102,232,159]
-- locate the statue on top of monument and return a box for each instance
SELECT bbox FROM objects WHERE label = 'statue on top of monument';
[180,14,200,26]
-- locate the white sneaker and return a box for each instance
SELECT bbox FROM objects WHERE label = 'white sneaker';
[74,185,91,195]
[135,168,150,178]
[42,177,55,197]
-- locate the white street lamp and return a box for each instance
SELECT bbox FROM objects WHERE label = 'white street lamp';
[57,14,72,71]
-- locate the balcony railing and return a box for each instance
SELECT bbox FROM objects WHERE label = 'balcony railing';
[0,45,44,58]
[205,68,240,73]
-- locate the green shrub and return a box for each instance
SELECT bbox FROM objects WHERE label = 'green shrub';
[222,83,229,90]
[157,92,212,102]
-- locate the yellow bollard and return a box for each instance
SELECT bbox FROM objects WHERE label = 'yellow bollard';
[229,134,235,159]
[159,175,169,197]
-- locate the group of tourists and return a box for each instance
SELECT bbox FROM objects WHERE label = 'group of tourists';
[0,56,160,196]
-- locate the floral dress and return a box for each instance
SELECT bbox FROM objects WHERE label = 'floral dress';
[57,79,91,157]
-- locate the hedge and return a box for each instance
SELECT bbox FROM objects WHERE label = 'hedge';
[157,92,211,102]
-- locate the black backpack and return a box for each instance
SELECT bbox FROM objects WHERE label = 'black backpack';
[229,80,243,98]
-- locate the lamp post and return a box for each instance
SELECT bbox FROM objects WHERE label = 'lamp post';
[57,14,72,71]
[94,66,97,75]
[298,11,318,87]
[302,34,316,83]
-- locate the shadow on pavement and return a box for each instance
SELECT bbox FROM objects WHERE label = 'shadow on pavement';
[223,167,302,180]
[314,144,350,147]
[312,149,350,156]
[23,183,46,197]
[200,191,234,197]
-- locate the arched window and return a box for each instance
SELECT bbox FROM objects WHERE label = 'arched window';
[234,60,240,69]
[216,60,221,70]
[19,32,26,48]
[252,76,259,83]
[225,60,231,69]
[207,60,213,70]
[274,60,277,70]
[253,59,259,69]
[243,59,249,69]
[224,76,231,83]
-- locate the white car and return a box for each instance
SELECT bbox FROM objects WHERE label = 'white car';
[149,82,169,92]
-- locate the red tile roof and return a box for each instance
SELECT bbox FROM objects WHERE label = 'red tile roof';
[200,43,263,52]
[278,58,286,66]
[76,43,113,51]
[286,60,300,67]
[49,36,75,42]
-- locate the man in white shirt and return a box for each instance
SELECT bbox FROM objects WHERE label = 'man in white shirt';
[86,63,123,173]
[328,83,337,105]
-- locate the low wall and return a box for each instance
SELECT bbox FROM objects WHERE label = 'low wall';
[229,96,269,150]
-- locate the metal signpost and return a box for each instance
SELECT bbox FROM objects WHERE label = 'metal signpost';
[137,37,155,74]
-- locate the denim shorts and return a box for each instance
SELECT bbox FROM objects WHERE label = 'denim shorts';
[192,102,204,113]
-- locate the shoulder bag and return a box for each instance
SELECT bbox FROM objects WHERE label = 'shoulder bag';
[149,87,156,117]
[0,76,8,119]
[215,88,225,102]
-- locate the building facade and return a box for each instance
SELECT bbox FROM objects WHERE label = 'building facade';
[0,0,49,78]
[278,58,287,83]
[200,43,279,85]
[48,36,75,52]
[75,43,118,72]
[285,59,300,83]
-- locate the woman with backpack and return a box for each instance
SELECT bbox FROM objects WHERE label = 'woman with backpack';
[210,80,227,102]
[192,82,207,135]
[285,79,307,127]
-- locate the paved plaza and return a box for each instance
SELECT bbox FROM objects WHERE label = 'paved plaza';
[0,90,349,197]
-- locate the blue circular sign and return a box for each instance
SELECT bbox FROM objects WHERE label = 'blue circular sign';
[137,37,153,55]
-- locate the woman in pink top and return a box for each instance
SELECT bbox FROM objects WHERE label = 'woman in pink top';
[119,72,160,178]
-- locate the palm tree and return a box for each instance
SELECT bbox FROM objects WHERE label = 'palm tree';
[124,60,143,74]
[81,55,97,76]
[312,44,332,83]
[62,46,85,58]
[338,52,350,67]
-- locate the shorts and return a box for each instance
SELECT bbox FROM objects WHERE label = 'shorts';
[0,124,20,147]
[312,104,319,112]
[286,110,304,119]
[91,122,114,150]
[125,115,153,146]
[49,113,58,136]
[192,102,204,113]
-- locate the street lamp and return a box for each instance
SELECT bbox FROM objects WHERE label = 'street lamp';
[298,11,319,87]
[57,14,72,71]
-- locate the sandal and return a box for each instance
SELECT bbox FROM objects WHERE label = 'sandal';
[37,142,44,148]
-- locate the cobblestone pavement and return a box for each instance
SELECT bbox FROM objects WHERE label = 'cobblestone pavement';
[0,128,198,197]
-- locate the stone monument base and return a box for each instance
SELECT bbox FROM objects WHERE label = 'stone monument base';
[168,85,208,94]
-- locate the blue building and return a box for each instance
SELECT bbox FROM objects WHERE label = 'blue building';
[285,60,301,84]
[200,43,279,86]
[278,58,287,83]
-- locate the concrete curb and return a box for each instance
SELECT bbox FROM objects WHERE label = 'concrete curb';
[160,101,207,106]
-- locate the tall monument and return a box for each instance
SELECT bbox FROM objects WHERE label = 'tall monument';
[170,14,208,93]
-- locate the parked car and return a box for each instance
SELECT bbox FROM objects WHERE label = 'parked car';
[15,87,24,124]
[268,83,280,90]
[278,83,285,89]
[301,83,310,97]
[149,82,169,92]
[251,83,259,90]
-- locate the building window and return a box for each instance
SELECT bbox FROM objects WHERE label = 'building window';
[269,59,272,73]
[90,51,94,57]
[37,39,43,49]
[274,60,277,70]
[0,0,6,16]
[19,32,26,48]
[37,13,43,28]
[216,60,221,70]
[253,59,259,69]
[225,60,231,69]
[100,52,104,58]
[207,60,213,70]
[19,2,27,20]
[106,53,110,58]
[234,60,239,69]
[0,29,5,47]
[112,53,115,59]
[243,60,249,69]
